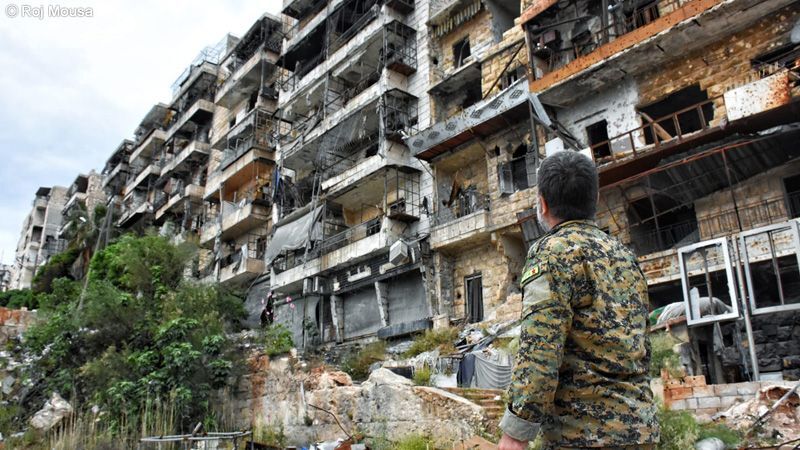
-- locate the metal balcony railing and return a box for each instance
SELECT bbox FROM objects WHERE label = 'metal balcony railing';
[530,0,692,77]
[433,188,490,226]
[317,216,383,255]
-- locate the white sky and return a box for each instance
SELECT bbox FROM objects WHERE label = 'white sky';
[0,0,283,264]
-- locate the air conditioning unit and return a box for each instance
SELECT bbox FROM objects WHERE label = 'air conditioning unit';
[389,240,409,265]
[303,276,331,295]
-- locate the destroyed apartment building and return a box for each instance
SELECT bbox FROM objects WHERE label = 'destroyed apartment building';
[8,0,800,387]
[407,0,800,384]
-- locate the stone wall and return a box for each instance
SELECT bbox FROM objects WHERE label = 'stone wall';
[663,373,800,418]
[233,356,487,446]
[0,307,37,344]
[480,20,527,98]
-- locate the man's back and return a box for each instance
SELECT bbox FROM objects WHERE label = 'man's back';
[503,220,659,448]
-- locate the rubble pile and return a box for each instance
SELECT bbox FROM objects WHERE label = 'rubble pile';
[714,385,800,441]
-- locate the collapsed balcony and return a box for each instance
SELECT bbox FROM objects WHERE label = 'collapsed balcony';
[523,0,796,105]
[216,15,283,109]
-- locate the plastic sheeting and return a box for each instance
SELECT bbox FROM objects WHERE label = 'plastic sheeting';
[473,350,512,390]
[264,205,324,264]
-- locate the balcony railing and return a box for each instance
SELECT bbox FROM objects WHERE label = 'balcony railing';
[318,216,383,255]
[590,96,718,165]
[629,219,698,256]
[433,188,490,226]
[328,4,379,54]
[220,244,265,269]
[530,0,692,78]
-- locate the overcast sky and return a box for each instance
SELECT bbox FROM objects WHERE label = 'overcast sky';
[0,0,282,264]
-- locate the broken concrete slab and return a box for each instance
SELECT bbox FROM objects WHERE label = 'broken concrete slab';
[29,392,73,431]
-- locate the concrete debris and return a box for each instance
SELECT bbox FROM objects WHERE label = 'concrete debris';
[29,392,73,431]
[713,385,800,440]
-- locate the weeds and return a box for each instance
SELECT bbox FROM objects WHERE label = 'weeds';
[412,366,432,386]
[650,332,683,378]
[341,341,387,381]
[264,323,295,356]
[404,328,459,358]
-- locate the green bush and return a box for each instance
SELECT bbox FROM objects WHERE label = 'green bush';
[342,341,387,381]
[656,405,698,450]
[21,233,242,436]
[698,422,743,447]
[32,247,80,294]
[650,332,683,378]
[0,289,37,309]
[264,324,294,356]
[404,328,459,358]
[412,366,432,386]
[395,434,437,450]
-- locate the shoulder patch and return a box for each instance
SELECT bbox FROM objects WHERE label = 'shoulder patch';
[520,261,546,287]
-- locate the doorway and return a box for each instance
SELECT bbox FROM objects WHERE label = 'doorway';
[465,274,484,323]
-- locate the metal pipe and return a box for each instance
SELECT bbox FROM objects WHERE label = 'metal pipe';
[733,237,760,381]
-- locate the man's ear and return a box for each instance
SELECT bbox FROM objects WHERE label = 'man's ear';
[538,193,549,215]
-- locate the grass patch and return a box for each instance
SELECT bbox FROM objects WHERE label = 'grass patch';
[412,366,432,386]
[698,422,743,447]
[341,341,387,381]
[657,405,698,450]
[404,328,459,358]
[264,324,294,357]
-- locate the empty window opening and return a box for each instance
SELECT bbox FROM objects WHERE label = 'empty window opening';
[453,37,471,68]
[627,194,698,256]
[586,120,611,159]
[784,174,800,218]
[648,280,683,311]
[623,0,660,30]
[465,274,484,323]
[751,43,800,77]
[462,78,482,109]
[741,223,800,315]
[639,85,714,145]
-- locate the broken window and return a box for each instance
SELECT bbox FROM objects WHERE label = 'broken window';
[678,238,740,326]
[740,222,800,315]
[639,85,714,145]
[751,43,800,78]
[586,120,611,160]
[453,37,471,68]
[517,209,545,249]
[784,174,800,219]
[465,273,483,323]
[498,145,535,195]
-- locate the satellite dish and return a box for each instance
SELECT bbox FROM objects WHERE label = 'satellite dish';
[792,19,800,43]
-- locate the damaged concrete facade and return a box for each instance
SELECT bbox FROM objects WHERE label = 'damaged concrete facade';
[261,0,435,347]
[9,186,68,289]
[412,0,800,383]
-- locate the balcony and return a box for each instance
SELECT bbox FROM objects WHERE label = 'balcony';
[117,197,150,227]
[102,162,129,192]
[430,192,491,251]
[595,70,796,187]
[129,129,167,165]
[212,107,274,155]
[204,148,275,201]
[62,192,87,216]
[524,0,796,105]
[219,246,266,285]
[32,196,48,210]
[155,184,205,220]
[123,164,161,196]
[409,78,529,161]
[164,99,215,142]
[199,197,271,246]
[282,0,326,20]
[160,141,211,176]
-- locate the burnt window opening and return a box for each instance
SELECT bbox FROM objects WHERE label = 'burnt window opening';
[648,281,683,311]
[627,194,698,256]
[623,0,660,31]
[501,66,525,90]
[453,37,471,68]
[639,85,714,145]
[499,145,536,195]
[517,208,546,249]
[586,120,611,160]
[784,174,800,218]
[462,77,482,110]
[465,274,484,323]
[741,223,800,315]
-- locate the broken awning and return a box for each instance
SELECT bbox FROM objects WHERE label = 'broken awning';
[264,205,324,264]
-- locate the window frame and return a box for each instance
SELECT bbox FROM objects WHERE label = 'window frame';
[739,220,800,316]
[678,237,741,326]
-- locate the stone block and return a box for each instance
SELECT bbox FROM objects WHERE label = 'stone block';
[692,385,715,398]
[669,399,687,410]
[737,382,759,396]
[719,396,742,409]
[714,384,739,397]
[669,386,693,400]
[684,375,706,387]
[685,398,698,410]
[697,397,721,409]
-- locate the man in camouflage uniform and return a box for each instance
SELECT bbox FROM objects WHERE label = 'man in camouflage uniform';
[498,151,659,450]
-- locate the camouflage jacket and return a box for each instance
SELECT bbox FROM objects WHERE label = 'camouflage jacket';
[499,220,660,447]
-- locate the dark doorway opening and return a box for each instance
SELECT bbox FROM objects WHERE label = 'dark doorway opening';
[465,274,484,323]
[586,120,611,159]
[783,174,800,218]
[453,37,471,68]
[627,194,698,256]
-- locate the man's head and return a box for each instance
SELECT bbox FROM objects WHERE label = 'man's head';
[536,151,599,231]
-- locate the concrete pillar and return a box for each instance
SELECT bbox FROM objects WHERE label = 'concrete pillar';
[374,281,389,327]
[331,295,344,343]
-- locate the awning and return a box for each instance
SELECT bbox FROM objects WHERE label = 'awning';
[264,205,324,264]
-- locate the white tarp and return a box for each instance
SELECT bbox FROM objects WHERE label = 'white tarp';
[265,205,324,264]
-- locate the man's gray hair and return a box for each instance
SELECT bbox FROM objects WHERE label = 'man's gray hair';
[537,151,599,221]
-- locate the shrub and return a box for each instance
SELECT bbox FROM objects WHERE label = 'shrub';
[657,404,698,450]
[404,328,459,358]
[0,289,37,309]
[650,332,683,378]
[264,324,294,356]
[395,434,437,450]
[698,422,743,447]
[412,366,432,386]
[342,341,387,381]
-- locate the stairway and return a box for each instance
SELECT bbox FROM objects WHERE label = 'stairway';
[443,387,506,420]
